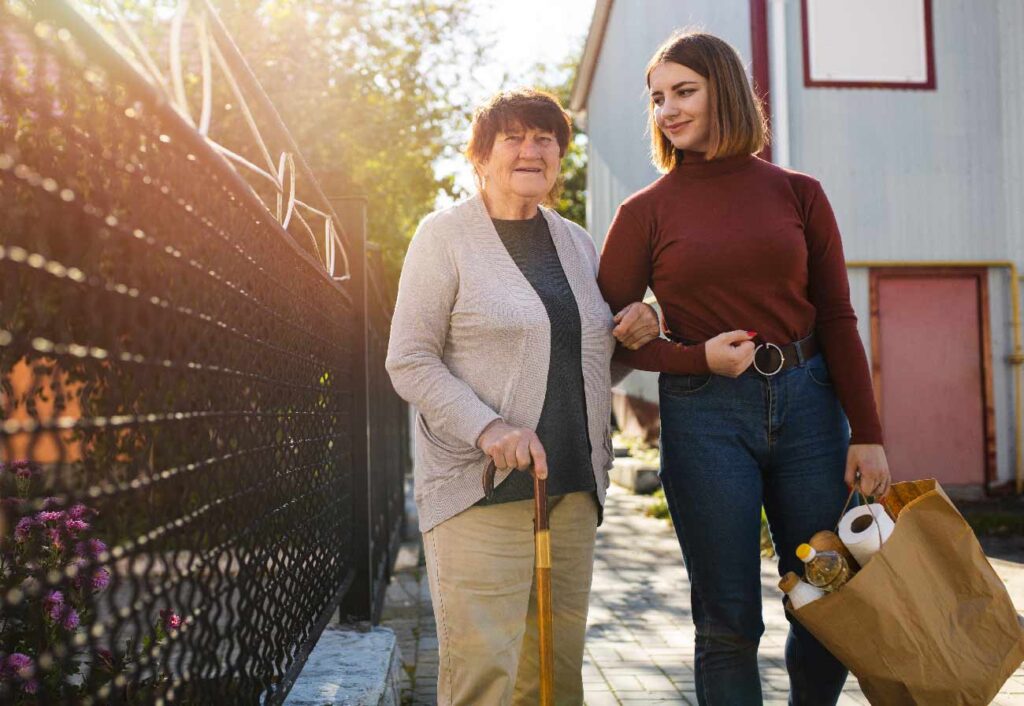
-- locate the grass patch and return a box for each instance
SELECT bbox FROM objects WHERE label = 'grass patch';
[613,431,660,466]
[645,488,670,520]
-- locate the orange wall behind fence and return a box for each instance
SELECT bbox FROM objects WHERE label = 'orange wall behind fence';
[2,357,83,464]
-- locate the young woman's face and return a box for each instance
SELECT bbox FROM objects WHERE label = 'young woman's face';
[649,61,711,154]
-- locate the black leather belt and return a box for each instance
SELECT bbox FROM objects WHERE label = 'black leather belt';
[750,334,818,376]
[668,332,819,377]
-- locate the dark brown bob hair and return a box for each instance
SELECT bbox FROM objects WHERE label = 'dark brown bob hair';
[646,31,768,172]
[464,88,572,201]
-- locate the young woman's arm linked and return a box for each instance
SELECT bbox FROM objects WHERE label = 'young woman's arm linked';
[598,205,754,377]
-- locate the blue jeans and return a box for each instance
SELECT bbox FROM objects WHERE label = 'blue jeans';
[658,354,851,706]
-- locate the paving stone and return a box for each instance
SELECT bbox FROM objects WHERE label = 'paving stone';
[636,673,678,692]
[604,674,646,692]
[583,691,622,706]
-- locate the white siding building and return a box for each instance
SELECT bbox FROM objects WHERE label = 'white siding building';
[571,0,1024,493]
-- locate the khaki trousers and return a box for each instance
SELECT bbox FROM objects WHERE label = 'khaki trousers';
[422,490,598,706]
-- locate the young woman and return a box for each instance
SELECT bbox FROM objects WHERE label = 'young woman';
[598,32,892,705]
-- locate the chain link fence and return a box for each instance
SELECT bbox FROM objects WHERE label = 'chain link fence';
[0,2,409,703]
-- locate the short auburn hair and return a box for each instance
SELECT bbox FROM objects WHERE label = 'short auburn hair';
[646,31,768,172]
[464,88,572,201]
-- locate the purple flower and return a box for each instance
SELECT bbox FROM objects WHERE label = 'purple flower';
[44,590,65,621]
[75,538,107,558]
[43,590,81,630]
[72,561,110,594]
[13,462,33,480]
[22,679,38,694]
[64,518,89,535]
[41,496,61,509]
[37,510,65,523]
[160,609,182,631]
[67,504,92,520]
[91,567,111,592]
[14,516,35,542]
[45,527,64,550]
[4,653,34,679]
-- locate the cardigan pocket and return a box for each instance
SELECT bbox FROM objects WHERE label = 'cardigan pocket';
[416,413,481,459]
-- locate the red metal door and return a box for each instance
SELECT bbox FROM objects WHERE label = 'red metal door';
[872,272,991,487]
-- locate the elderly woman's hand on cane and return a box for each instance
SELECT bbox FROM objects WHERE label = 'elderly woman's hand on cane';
[477,420,549,479]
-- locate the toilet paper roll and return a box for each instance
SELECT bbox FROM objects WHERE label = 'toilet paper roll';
[837,503,895,567]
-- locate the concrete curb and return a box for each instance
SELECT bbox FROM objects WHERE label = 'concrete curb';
[609,456,661,495]
[284,626,402,706]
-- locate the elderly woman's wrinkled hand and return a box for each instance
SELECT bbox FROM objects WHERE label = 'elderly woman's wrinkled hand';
[612,302,660,350]
[476,420,549,479]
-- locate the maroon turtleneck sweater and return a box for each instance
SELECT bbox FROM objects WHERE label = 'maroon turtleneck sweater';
[597,152,883,445]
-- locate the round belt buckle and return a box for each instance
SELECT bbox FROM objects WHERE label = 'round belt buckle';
[753,342,785,377]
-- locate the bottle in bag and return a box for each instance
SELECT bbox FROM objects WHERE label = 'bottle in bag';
[809,529,860,573]
[796,543,851,592]
[778,571,825,609]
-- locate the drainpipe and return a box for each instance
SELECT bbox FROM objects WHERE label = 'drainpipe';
[768,0,791,168]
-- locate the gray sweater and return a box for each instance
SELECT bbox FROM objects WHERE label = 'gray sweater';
[478,214,595,505]
[385,194,615,532]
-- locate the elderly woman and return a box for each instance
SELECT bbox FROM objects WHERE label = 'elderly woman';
[386,89,656,705]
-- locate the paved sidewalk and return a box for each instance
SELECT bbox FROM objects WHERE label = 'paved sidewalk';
[382,485,1024,705]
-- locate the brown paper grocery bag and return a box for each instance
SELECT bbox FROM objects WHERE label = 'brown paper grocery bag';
[788,479,1024,705]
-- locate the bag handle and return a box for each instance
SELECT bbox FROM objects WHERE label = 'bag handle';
[834,484,864,532]
[833,471,885,545]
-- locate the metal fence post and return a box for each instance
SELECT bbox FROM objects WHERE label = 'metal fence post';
[330,196,373,623]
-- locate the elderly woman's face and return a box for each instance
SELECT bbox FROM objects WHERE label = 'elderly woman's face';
[477,125,560,205]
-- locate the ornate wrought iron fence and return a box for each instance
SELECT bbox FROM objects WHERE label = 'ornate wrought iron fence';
[0,1,409,703]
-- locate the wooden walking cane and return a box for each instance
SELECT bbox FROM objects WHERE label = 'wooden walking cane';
[483,460,555,706]
[533,469,555,706]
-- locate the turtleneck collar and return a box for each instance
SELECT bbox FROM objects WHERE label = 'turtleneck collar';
[673,150,755,179]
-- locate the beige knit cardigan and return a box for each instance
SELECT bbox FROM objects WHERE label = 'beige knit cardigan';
[385,193,616,532]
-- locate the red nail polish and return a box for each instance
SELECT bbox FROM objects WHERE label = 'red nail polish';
[747,331,757,337]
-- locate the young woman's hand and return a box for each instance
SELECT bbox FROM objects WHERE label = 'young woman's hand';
[476,420,548,479]
[612,302,660,350]
[845,444,891,498]
[705,330,756,377]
